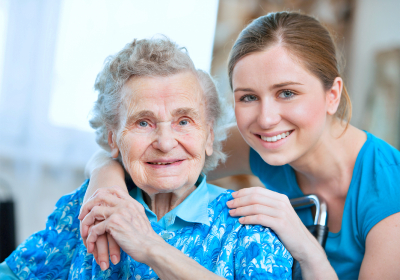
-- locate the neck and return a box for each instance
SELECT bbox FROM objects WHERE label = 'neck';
[290,120,367,197]
[143,185,196,220]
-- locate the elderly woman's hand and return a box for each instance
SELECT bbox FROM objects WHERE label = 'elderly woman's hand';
[79,186,164,270]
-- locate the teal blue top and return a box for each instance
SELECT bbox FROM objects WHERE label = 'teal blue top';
[250,131,400,279]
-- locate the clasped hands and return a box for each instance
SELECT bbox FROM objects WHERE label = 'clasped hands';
[78,186,164,271]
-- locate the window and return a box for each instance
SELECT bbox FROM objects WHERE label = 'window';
[49,0,219,132]
[0,0,9,102]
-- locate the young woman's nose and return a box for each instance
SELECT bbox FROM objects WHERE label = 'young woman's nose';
[257,101,281,129]
[152,123,178,152]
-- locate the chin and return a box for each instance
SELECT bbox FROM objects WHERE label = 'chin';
[259,153,292,166]
[144,177,189,194]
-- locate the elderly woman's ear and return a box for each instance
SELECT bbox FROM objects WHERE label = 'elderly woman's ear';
[205,126,214,157]
[108,131,119,159]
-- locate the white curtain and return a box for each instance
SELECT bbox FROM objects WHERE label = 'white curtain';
[0,0,97,243]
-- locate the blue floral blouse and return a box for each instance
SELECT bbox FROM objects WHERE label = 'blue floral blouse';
[5,180,292,279]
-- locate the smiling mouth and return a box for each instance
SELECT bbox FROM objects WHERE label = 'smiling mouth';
[147,160,184,165]
[258,130,294,143]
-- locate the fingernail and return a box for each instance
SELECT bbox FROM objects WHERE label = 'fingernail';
[100,261,108,271]
[111,255,119,265]
[229,209,235,215]
[226,201,232,207]
[239,217,243,223]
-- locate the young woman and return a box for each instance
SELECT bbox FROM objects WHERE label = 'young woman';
[82,12,400,279]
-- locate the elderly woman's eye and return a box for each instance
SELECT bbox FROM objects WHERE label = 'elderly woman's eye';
[139,121,148,127]
[179,119,189,126]
[239,94,258,102]
[279,90,296,99]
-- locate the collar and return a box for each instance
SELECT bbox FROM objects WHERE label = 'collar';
[129,174,210,230]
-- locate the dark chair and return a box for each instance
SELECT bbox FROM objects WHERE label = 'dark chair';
[0,178,16,262]
[290,194,329,280]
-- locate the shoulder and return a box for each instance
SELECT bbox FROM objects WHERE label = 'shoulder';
[5,181,89,279]
[356,133,400,191]
[46,179,89,230]
[208,190,292,258]
[362,132,400,171]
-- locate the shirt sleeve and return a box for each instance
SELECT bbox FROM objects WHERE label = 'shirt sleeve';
[358,164,400,243]
[5,180,88,279]
[234,225,293,279]
[0,262,19,280]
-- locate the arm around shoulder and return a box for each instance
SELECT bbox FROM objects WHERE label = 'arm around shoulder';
[83,149,127,204]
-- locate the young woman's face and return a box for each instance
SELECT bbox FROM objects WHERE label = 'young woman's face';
[232,46,332,166]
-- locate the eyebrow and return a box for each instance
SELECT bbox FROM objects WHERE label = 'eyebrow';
[126,110,156,125]
[126,107,200,125]
[270,81,303,90]
[234,81,304,93]
[172,107,200,118]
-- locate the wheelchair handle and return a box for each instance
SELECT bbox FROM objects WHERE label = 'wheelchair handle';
[290,194,328,226]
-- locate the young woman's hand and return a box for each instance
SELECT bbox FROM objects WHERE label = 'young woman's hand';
[80,150,128,269]
[227,187,337,279]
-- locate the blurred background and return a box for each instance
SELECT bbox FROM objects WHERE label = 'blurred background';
[0,0,399,258]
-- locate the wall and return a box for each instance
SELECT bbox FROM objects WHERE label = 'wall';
[348,0,400,127]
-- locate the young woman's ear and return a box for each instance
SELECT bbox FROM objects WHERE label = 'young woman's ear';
[326,77,343,115]
[205,126,214,157]
[108,131,119,159]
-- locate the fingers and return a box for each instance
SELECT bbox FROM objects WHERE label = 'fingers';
[108,233,121,265]
[93,245,98,265]
[229,204,281,218]
[238,214,279,228]
[96,234,110,271]
[78,188,122,221]
[232,186,288,201]
[87,221,107,253]
[81,206,114,238]
[227,193,286,210]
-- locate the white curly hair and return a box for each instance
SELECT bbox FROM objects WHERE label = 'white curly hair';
[89,37,229,173]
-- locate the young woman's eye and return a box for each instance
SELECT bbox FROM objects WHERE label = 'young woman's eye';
[139,121,148,127]
[239,94,258,102]
[179,119,189,126]
[279,90,295,99]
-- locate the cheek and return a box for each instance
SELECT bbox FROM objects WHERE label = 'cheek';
[289,97,327,133]
[235,105,257,133]
[118,132,148,161]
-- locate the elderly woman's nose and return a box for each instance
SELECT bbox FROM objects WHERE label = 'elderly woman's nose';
[257,101,281,129]
[152,123,179,152]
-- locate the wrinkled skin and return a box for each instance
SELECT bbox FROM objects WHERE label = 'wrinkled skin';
[80,71,214,270]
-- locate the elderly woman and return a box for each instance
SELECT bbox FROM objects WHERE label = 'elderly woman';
[0,38,292,279]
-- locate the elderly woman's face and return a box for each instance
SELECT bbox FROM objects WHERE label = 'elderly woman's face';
[109,71,213,195]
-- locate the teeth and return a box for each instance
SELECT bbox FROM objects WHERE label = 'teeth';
[150,162,171,165]
[260,131,291,142]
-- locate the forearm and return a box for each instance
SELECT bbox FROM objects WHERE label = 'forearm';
[146,241,224,280]
[298,240,337,280]
[83,150,127,204]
